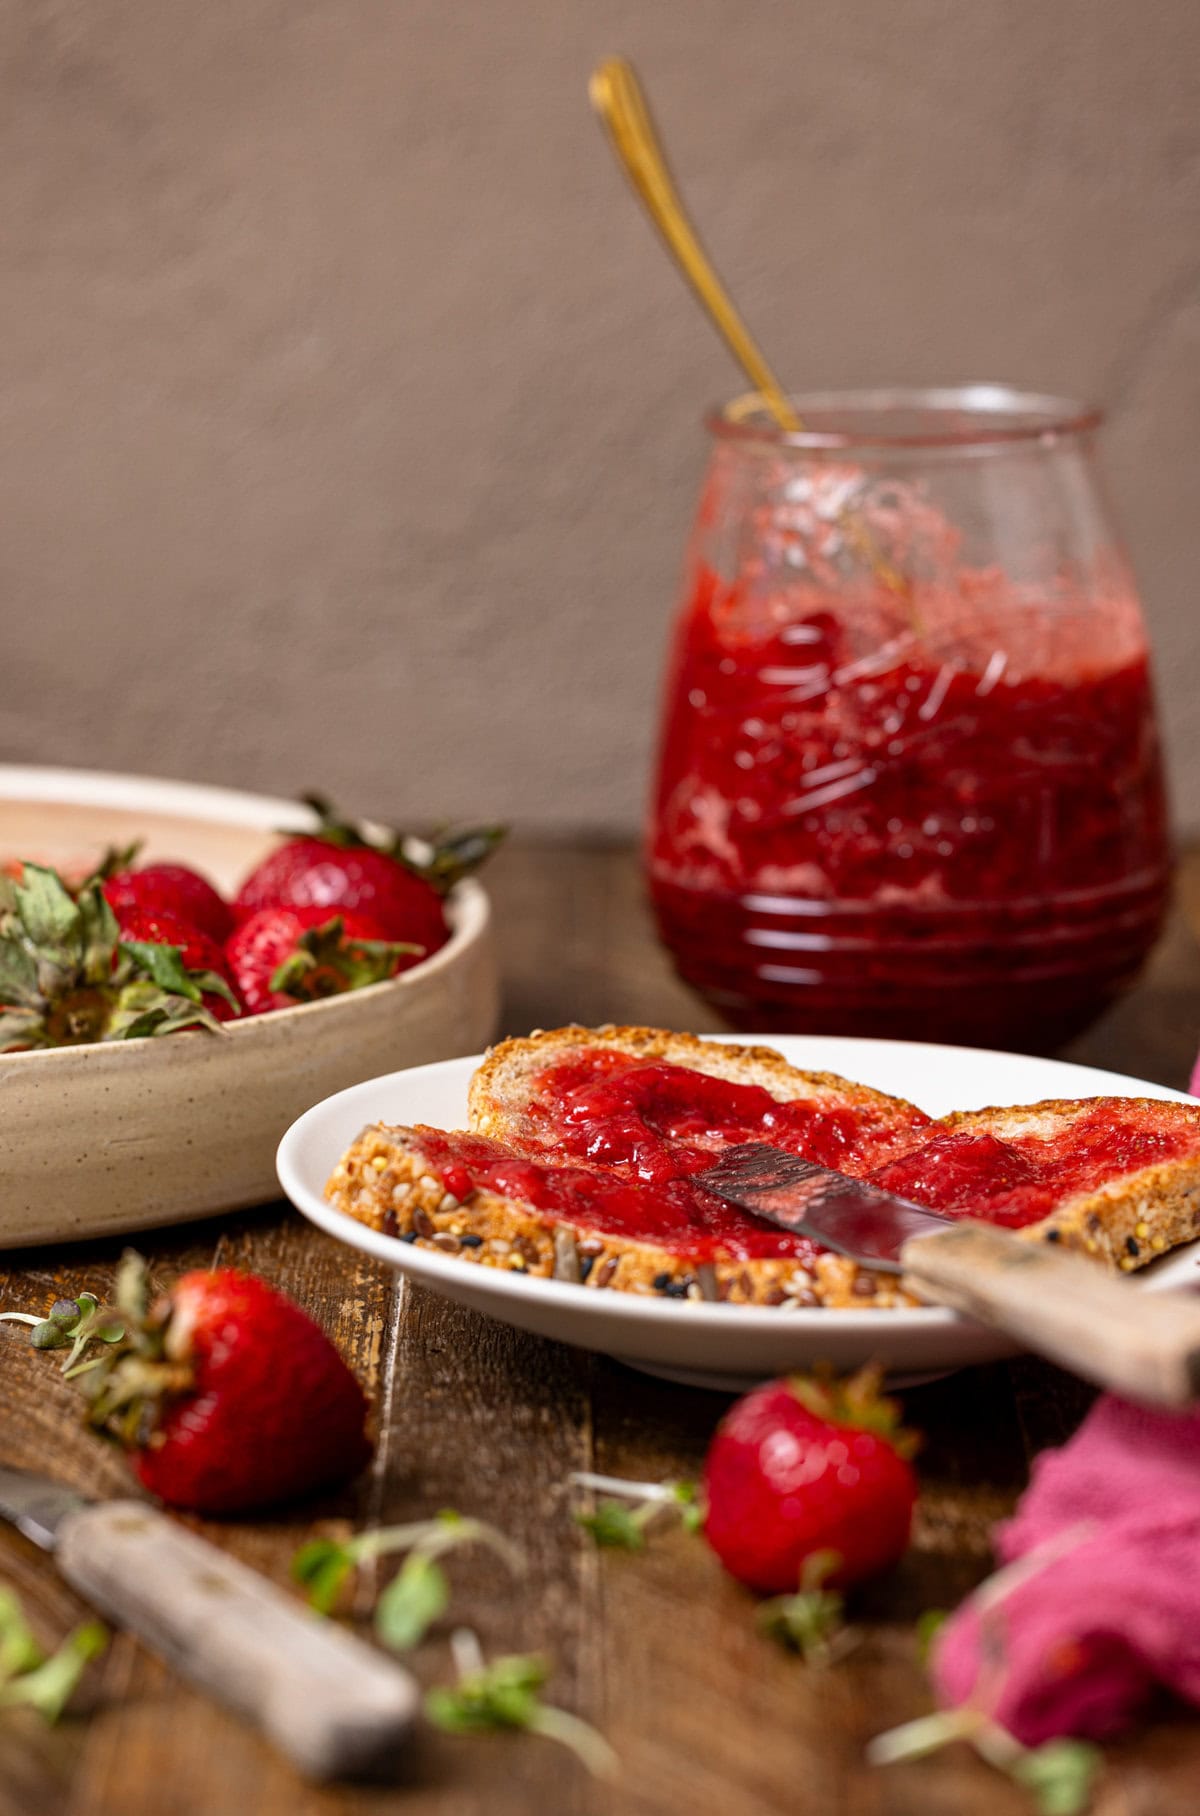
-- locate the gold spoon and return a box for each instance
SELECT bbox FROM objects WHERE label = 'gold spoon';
[589,56,909,599]
[589,56,801,433]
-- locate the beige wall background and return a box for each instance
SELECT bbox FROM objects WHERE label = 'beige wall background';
[3,1,1200,833]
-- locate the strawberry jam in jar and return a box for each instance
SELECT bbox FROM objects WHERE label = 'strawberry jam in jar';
[647,389,1170,1050]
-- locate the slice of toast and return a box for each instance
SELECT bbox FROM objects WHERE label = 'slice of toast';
[325,1025,1200,1309]
[326,1025,936,1309]
[467,1024,933,1172]
[325,1122,913,1309]
[874,1098,1200,1273]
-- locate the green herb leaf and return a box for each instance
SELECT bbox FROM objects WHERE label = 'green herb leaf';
[426,1651,549,1734]
[0,1586,44,1680]
[574,1501,647,1550]
[916,1609,948,1664]
[291,1539,356,1616]
[427,1643,618,1779]
[1011,1739,1103,1816]
[0,1620,107,1724]
[375,1554,449,1652]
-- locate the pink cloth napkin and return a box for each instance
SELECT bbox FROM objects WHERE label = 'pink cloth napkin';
[932,1394,1200,1745]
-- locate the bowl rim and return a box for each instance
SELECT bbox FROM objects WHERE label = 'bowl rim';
[0,764,493,1065]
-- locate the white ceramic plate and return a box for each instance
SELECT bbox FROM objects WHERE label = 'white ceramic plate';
[277,1037,1200,1391]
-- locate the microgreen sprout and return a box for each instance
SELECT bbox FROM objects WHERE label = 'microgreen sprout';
[426,1627,618,1780]
[0,1583,107,1725]
[292,1510,524,1650]
[756,1550,856,1664]
[569,1471,702,1549]
[0,1292,125,1374]
[868,1707,1102,1816]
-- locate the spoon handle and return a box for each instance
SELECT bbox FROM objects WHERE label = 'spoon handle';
[589,57,801,432]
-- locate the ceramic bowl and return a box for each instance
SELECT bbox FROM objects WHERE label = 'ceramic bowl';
[0,767,499,1247]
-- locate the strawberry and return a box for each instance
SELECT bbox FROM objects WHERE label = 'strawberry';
[701,1368,917,1594]
[232,796,505,951]
[0,866,238,1049]
[117,906,243,1022]
[226,905,423,1014]
[75,1258,373,1515]
[102,862,232,945]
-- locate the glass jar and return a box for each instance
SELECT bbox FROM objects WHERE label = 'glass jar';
[646,387,1171,1051]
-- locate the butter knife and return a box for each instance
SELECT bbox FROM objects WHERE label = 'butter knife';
[0,1466,418,1779]
[698,1143,1200,1406]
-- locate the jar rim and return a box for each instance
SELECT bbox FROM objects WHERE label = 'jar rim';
[706,385,1104,450]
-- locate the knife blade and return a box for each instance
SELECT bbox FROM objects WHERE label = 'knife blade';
[0,1465,417,1779]
[696,1142,1200,1407]
[696,1142,953,1273]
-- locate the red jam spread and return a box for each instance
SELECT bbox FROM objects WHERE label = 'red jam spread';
[870,1104,1200,1229]
[408,1126,825,1264]
[521,1053,931,1179]
[648,567,1170,1047]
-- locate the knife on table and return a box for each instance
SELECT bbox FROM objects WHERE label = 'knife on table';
[0,1466,418,1780]
[698,1143,1200,1407]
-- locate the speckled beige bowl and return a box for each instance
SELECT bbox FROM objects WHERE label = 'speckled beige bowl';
[0,768,499,1247]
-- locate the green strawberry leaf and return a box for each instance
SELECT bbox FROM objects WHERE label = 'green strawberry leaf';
[15,865,82,955]
[108,981,227,1041]
[76,884,121,985]
[0,1007,42,1052]
[0,937,41,1010]
[79,842,143,888]
[419,827,508,893]
[375,1554,449,1652]
[118,940,203,1004]
[269,919,420,1002]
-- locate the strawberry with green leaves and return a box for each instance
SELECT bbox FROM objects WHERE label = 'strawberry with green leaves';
[0,865,239,1051]
[116,905,243,1022]
[41,1256,373,1515]
[226,905,422,1014]
[232,796,504,951]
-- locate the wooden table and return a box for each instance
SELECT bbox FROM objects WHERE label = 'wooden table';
[3,840,1200,1816]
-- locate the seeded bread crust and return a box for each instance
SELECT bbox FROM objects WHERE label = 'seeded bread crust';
[325,1122,910,1309]
[940,1099,1200,1273]
[467,1024,930,1160]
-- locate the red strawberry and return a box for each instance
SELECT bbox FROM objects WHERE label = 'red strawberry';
[234,838,448,954]
[701,1368,917,1593]
[103,863,232,944]
[79,1263,373,1515]
[232,797,504,952]
[226,904,423,1014]
[117,905,243,1021]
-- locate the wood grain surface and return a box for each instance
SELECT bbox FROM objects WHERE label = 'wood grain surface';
[2,840,1200,1816]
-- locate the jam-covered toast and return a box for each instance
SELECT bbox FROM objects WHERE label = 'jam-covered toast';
[327,1027,925,1307]
[325,1026,1200,1308]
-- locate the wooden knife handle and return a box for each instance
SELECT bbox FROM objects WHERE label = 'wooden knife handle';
[56,1500,418,1780]
[901,1221,1200,1406]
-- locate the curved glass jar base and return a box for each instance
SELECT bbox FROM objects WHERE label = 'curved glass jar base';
[649,869,1172,1055]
